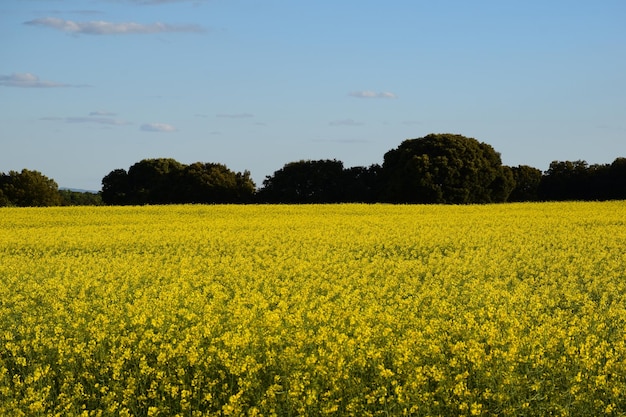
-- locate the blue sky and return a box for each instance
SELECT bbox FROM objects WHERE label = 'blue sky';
[1,0,625,190]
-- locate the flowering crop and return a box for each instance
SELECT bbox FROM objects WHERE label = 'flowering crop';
[1,202,625,416]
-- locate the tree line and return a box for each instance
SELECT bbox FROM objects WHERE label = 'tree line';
[2,133,625,207]
[0,169,102,207]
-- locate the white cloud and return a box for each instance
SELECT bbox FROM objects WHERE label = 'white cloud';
[216,113,254,118]
[141,123,177,132]
[24,17,205,35]
[329,118,364,126]
[349,91,377,98]
[0,72,69,88]
[349,91,397,99]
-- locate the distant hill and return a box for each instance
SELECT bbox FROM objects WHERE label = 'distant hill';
[60,187,99,194]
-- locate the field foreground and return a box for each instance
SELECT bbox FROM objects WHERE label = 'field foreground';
[1,202,626,416]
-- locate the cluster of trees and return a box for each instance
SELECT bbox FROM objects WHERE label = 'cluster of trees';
[256,134,625,204]
[101,159,255,205]
[538,159,626,201]
[256,134,516,204]
[2,134,625,207]
[0,169,102,207]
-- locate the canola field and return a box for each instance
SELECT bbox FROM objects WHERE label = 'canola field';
[1,202,626,416]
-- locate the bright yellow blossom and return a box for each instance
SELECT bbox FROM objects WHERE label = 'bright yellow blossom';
[1,202,625,416]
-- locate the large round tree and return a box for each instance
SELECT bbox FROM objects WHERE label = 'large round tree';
[0,169,62,207]
[381,133,514,203]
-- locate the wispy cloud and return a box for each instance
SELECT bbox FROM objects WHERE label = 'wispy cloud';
[89,110,117,116]
[66,117,131,126]
[40,114,132,126]
[24,17,205,35]
[38,10,104,16]
[349,91,397,99]
[329,118,364,127]
[216,113,254,119]
[141,123,177,132]
[0,72,81,88]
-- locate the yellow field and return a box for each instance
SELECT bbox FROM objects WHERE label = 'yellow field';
[1,202,625,416]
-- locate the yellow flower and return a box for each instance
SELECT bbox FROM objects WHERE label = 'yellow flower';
[0,202,625,415]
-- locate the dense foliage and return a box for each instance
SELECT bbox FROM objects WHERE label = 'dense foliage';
[538,159,626,201]
[58,189,103,206]
[0,169,102,207]
[2,203,625,415]
[0,169,62,207]
[256,160,380,203]
[101,159,255,205]
[380,133,514,203]
[3,133,625,206]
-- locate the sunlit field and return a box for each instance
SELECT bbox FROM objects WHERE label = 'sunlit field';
[1,202,625,416]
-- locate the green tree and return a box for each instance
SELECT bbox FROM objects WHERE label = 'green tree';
[101,169,130,205]
[341,164,382,203]
[0,169,62,207]
[538,160,591,201]
[101,159,255,205]
[590,158,626,201]
[607,157,626,199]
[257,159,346,203]
[539,158,626,201]
[127,158,185,204]
[381,133,514,203]
[59,189,103,206]
[177,162,255,203]
[508,165,543,202]
[0,188,10,207]
[234,170,257,202]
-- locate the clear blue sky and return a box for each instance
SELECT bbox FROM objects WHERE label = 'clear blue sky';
[1,0,625,191]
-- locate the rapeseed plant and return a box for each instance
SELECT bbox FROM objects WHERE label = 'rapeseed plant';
[0,202,625,416]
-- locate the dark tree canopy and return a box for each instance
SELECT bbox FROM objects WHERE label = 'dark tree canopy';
[257,160,346,203]
[101,169,130,206]
[101,158,255,205]
[538,158,626,201]
[127,158,185,205]
[5,133,626,206]
[509,165,543,202]
[381,133,515,203]
[538,160,593,201]
[0,169,62,207]
[606,157,626,199]
[257,160,382,203]
[176,162,255,204]
[341,164,382,203]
